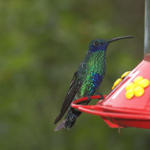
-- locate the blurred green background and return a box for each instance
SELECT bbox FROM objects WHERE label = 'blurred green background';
[1,0,150,150]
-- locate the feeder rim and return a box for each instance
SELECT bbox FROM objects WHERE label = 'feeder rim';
[71,95,150,120]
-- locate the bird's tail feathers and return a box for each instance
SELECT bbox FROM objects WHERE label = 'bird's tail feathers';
[54,108,81,131]
[54,119,66,132]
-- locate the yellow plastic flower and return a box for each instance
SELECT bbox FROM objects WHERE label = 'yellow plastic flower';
[125,82,135,91]
[133,76,143,84]
[112,78,122,89]
[112,71,130,90]
[137,79,150,88]
[125,89,134,99]
[134,86,144,97]
[125,76,150,100]
[121,71,130,79]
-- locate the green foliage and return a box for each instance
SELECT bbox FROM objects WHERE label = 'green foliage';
[0,0,149,150]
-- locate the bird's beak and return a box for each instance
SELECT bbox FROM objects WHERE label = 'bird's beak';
[108,35,134,43]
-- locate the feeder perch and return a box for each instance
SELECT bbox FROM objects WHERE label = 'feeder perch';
[71,0,150,129]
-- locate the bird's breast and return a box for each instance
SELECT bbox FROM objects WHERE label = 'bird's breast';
[80,71,103,97]
[79,51,106,96]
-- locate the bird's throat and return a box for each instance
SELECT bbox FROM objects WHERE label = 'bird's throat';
[88,51,106,74]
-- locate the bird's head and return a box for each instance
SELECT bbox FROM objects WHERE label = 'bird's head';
[89,36,134,52]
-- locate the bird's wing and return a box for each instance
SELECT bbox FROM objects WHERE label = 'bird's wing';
[54,64,85,124]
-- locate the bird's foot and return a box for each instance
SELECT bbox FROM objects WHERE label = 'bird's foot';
[96,93,105,100]
[87,96,91,103]
[77,96,91,105]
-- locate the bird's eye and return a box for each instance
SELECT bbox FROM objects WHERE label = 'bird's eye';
[93,41,99,47]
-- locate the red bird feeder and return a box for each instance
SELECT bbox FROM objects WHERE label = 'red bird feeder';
[71,0,150,129]
[72,57,150,129]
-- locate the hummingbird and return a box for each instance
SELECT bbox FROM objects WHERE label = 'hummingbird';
[54,35,134,131]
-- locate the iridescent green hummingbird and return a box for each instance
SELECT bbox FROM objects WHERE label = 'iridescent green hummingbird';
[54,36,134,131]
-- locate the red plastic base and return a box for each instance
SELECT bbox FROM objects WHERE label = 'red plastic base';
[71,58,150,129]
